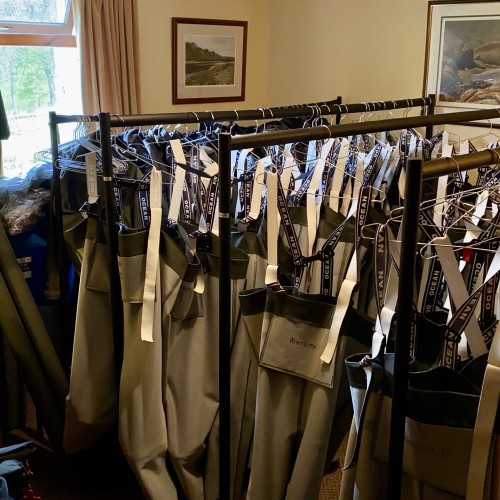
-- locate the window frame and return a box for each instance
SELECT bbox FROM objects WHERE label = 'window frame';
[0,2,75,47]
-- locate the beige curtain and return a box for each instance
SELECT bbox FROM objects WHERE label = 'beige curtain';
[72,0,141,114]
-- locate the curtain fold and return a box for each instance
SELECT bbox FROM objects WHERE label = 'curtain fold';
[72,0,141,114]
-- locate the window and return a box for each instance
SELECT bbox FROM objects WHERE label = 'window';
[0,0,82,177]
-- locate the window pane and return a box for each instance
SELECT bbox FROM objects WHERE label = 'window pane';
[0,0,69,25]
[0,45,81,177]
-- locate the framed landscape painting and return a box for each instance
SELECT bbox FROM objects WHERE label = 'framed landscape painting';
[424,1,500,110]
[172,18,248,104]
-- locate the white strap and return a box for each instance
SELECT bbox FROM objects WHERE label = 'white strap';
[167,139,187,222]
[200,154,219,189]
[236,149,252,176]
[372,145,393,196]
[459,220,482,273]
[343,152,365,216]
[352,150,366,198]
[442,130,449,146]
[372,226,401,358]
[329,138,350,212]
[433,235,488,358]
[306,139,335,256]
[85,152,99,205]
[320,204,358,364]
[141,167,163,342]
[471,189,489,227]
[320,250,357,364]
[433,144,453,226]
[280,147,295,196]
[265,170,279,285]
[305,140,317,171]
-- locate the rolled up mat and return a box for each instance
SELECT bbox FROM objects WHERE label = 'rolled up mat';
[0,222,68,412]
[0,272,64,448]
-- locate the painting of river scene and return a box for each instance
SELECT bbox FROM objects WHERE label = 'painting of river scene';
[438,18,500,105]
[172,18,247,104]
[425,2,500,110]
[185,35,236,86]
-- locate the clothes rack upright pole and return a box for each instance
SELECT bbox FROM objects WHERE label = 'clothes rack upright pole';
[99,112,124,386]
[218,132,232,500]
[386,158,423,499]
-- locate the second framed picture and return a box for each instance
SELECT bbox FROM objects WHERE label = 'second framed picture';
[424,1,500,110]
[172,17,248,105]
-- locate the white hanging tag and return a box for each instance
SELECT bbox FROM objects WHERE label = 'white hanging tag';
[141,167,163,342]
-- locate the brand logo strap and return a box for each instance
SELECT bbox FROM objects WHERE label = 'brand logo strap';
[199,182,207,218]
[322,142,341,194]
[113,183,122,219]
[182,181,192,222]
[204,174,219,232]
[355,185,372,245]
[276,175,304,287]
[319,215,352,295]
[362,143,383,186]
[422,258,444,316]
[320,255,334,296]
[289,167,315,206]
[374,224,388,317]
[138,189,150,228]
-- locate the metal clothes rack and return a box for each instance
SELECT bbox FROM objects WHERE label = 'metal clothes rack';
[218,106,500,500]
[48,94,435,499]
[48,94,435,498]
[48,93,431,380]
[48,97,343,386]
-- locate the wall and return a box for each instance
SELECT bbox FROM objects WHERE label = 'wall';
[265,1,495,147]
[136,0,270,114]
[136,1,496,148]
[267,0,430,105]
